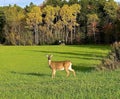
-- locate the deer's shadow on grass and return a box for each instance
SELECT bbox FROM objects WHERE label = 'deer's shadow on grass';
[10,71,49,77]
[73,65,95,72]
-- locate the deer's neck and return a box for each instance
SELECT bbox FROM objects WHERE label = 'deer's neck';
[48,60,51,66]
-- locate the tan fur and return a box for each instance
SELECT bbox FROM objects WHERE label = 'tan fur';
[47,55,76,78]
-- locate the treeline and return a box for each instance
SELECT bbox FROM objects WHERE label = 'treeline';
[0,0,120,45]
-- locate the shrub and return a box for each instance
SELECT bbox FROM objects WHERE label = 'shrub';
[96,42,120,70]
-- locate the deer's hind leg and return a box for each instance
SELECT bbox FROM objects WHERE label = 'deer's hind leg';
[65,68,70,77]
[68,64,76,77]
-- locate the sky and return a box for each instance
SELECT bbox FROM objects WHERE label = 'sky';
[0,0,120,8]
[0,0,45,8]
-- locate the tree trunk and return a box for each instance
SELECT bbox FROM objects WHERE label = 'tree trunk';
[70,29,73,44]
[93,26,96,44]
[34,24,39,45]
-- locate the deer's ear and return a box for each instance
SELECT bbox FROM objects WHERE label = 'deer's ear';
[50,55,53,57]
[46,55,48,57]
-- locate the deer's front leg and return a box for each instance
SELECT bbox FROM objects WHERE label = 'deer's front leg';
[52,69,56,78]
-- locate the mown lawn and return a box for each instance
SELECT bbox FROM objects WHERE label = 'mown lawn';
[0,45,120,99]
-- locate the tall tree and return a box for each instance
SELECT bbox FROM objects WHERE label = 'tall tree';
[0,10,6,43]
[69,0,79,5]
[104,0,118,21]
[60,4,71,43]
[78,0,89,43]
[42,5,56,44]
[115,5,120,41]
[26,6,42,44]
[69,4,81,44]
[3,5,25,45]
[87,13,99,43]
[60,4,80,44]
[44,0,63,7]
[103,0,118,43]
[25,2,36,13]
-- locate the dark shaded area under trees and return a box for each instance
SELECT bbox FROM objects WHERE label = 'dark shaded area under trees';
[0,0,120,45]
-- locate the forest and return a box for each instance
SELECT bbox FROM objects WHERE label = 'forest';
[0,0,120,45]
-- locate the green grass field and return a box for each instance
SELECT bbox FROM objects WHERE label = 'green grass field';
[0,45,120,99]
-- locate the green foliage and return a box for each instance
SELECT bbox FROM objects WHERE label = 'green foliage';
[87,13,99,43]
[0,0,120,45]
[59,4,81,44]
[104,0,118,20]
[42,5,55,24]
[4,5,25,23]
[26,6,42,25]
[26,6,42,44]
[1,45,120,99]
[44,0,66,7]
[3,5,25,45]
[117,6,120,21]
[0,11,6,30]
[25,2,37,12]
[87,14,99,23]
[69,0,79,5]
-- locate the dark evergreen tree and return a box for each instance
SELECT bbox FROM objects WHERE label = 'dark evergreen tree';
[0,10,6,43]
[68,0,79,5]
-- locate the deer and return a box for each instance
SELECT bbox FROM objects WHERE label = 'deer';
[46,55,76,78]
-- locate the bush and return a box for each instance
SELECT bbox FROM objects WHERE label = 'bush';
[96,42,120,70]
